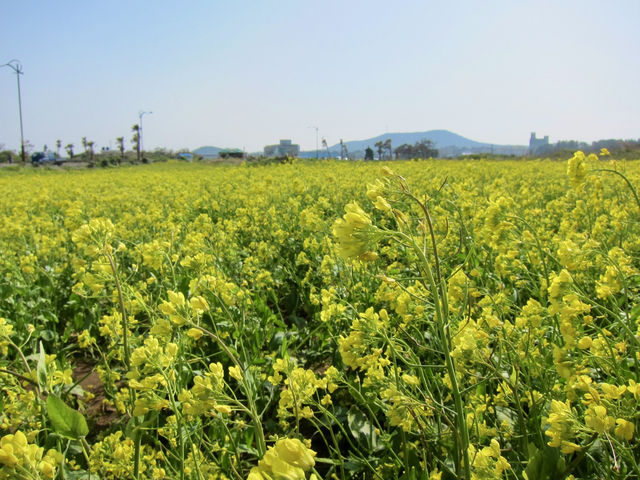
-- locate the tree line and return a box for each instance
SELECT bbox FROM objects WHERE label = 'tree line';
[0,123,154,165]
[532,138,640,157]
[365,138,439,160]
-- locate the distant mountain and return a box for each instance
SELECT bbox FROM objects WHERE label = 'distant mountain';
[332,130,484,152]
[300,130,527,158]
[195,130,528,159]
[192,146,223,158]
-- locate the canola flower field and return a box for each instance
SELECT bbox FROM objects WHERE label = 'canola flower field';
[0,154,639,480]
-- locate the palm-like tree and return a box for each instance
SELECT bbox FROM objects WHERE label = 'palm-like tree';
[87,141,95,165]
[383,139,392,160]
[374,141,384,161]
[131,125,141,163]
[116,136,125,165]
[322,138,330,158]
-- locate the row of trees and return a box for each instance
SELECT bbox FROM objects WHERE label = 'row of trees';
[532,138,640,157]
[364,139,439,160]
[62,125,141,164]
[394,139,439,159]
[0,124,145,165]
[373,139,393,160]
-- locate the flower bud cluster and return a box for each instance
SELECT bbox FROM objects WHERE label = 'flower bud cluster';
[0,431,61,479]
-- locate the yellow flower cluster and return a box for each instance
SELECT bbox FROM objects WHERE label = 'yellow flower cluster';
[332,202,380,261]
[178,362,232,417]
[544,399,580,454]
[247,438,316,480]
[338,307,391,382]
[158,290,209,326]
[0,431,61,479]
[468,438,510,479]
[71,218,116,257]
[269,357,335,424]
[567,151,589,188]
[0,317,13,356]
[89,432,166,480]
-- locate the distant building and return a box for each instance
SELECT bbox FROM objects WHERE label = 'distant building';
[529,132,550,155]
[219,148,245,159]
[264,139,300,157]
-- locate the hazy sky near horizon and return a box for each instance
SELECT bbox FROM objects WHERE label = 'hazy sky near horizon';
[2,1,639,153]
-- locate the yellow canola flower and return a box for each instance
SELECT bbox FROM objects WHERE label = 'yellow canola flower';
[614,419,634,441]
[600,383,626,400]
[468,438,510,477]
[229,365,243,382]
[186,327,204,340]
[189,295,209,313]
[596,265,622,299]
[544,399,577,449]
[0,431,61,478]
[71,218,116,257]
[402,374,420,387]
[332,202,380,261]
[247,438,316,480]
[373,196,392,213]
[342,203,371,229]
[273,439,316,471]
[584,405,615,435]
[577,336,592,349]
[366,179,386,201]
[567,151,588,188]
[627,380,640,399]
[168,290,186,307]
[548,269,573,305]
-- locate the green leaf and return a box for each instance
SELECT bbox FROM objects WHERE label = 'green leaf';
[46,395,89,440]
[37,341,47,391]
[525,444,566,480]
[347,406,378,450]
[39,329,55,341]
[65,470,101,480]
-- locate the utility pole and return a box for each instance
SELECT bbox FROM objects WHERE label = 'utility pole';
[322,138,330,159]
[2,60,26,163]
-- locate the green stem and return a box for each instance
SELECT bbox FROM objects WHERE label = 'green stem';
[0,367,38,387]
[80,438,92,480]
[194,324,266,456]
[308,416,346,479]
[106,252,130,370]
[133,418,142,480]
[315,405,386,478]
[507,215,551,298]
[395,184,471,479]
[559,433,597,479]
[397,230,471,480]
[6,337,31,373]
[105,252,138,477]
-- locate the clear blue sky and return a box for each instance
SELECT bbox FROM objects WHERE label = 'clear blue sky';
[2,1,639,153]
